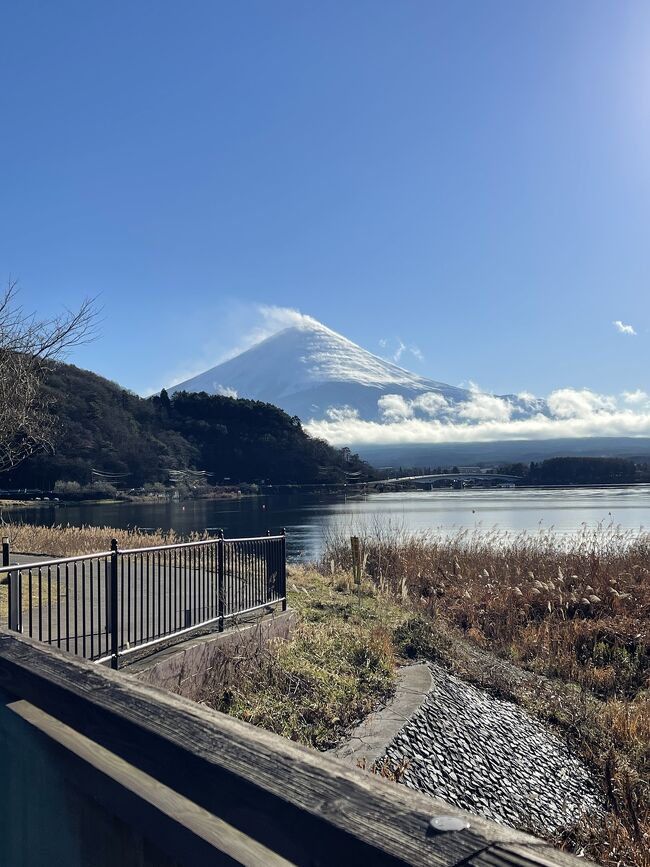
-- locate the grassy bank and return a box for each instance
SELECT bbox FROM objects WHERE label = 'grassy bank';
[195,566,407,749]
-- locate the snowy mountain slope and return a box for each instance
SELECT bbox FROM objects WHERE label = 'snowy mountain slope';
[167,319,547,423]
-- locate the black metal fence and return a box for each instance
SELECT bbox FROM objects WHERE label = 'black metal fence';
[0,531,286,668]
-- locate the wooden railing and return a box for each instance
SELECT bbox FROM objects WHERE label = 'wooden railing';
[0,629,592,867]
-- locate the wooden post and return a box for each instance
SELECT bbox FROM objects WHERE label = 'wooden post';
[351,537,362,585]
[351,536,362,606]
[2,537,9,568]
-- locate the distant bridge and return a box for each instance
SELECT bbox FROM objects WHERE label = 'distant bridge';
[377,472,523,485]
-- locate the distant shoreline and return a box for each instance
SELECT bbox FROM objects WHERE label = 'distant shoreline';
[0,490,259,510]
[1,480,648,514]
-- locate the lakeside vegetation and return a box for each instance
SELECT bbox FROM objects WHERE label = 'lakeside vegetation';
[3,359,372,491]
[1,520,648,865]
[504,457,641,486]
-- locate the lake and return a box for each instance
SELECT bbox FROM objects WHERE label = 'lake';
[4,486,649,561]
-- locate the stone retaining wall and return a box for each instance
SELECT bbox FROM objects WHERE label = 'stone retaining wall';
[379,664,602,836]
[127,609,296,700]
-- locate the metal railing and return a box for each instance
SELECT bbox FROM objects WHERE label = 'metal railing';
[0,530,287,668]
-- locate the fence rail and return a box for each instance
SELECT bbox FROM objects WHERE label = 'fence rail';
[0,531,287,668]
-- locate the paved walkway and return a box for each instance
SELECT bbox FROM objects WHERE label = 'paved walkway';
[328,663,431,768]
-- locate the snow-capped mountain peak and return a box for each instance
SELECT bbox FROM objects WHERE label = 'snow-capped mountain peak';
[167,317,544,423]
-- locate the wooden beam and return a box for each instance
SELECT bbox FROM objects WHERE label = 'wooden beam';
[8,699,293,867]
[0,630,592,867]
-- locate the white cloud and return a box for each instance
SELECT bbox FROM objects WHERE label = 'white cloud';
[457,390,513,422]
[412,392,449,416]
[378,394,413,421]
[307,386,650,446]
[393,339,406,363]
[214,384,238,398]
[306,407,650,446]
[376,391,450,421]
[380,337,424,365]
[622,389,649,405]
[547,388,616,419]
[613,320,637,336]
[325,405,360,422]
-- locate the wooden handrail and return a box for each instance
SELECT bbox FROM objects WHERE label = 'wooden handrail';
[0,630,592,867]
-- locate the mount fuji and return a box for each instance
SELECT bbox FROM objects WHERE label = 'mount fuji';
[167,319,546,425]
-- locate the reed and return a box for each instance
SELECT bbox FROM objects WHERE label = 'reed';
[322,521,650,697]
[1,522,209,556]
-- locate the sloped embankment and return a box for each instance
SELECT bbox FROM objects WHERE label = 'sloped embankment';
[379,663,601,836]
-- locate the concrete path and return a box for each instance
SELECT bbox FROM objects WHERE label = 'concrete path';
[328,663,431,768]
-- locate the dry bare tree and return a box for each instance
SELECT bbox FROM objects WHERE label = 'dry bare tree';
[0,279,98,472]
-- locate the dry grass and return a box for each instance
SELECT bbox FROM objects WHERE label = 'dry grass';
[323,523,650,867]
[323,522,650,697]
[1,522,209,556]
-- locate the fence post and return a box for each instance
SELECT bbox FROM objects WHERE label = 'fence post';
[280,528,287,612]
[2,537,9,568]
[265,530,272,602]
[110,538,119,670]
[217,529,224,632]
[7,562,21,633]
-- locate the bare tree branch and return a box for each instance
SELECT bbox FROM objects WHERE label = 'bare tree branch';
[0,279,100,472]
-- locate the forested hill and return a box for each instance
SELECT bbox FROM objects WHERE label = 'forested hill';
[4,361,372,489]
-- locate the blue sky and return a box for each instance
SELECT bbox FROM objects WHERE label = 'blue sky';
[1,1,648,403]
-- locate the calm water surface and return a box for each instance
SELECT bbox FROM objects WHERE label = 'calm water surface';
[6,486,650,561]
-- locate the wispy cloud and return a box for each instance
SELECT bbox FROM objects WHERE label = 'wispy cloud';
[306,387,650,445]
[380,336,424,365]
[613,320,637,336]
[146,305,320,395]
[393,339,406,362]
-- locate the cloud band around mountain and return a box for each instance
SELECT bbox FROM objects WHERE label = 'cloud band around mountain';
[306,388,650,445]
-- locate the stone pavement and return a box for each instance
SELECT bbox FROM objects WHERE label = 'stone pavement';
[379,664,602,835]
